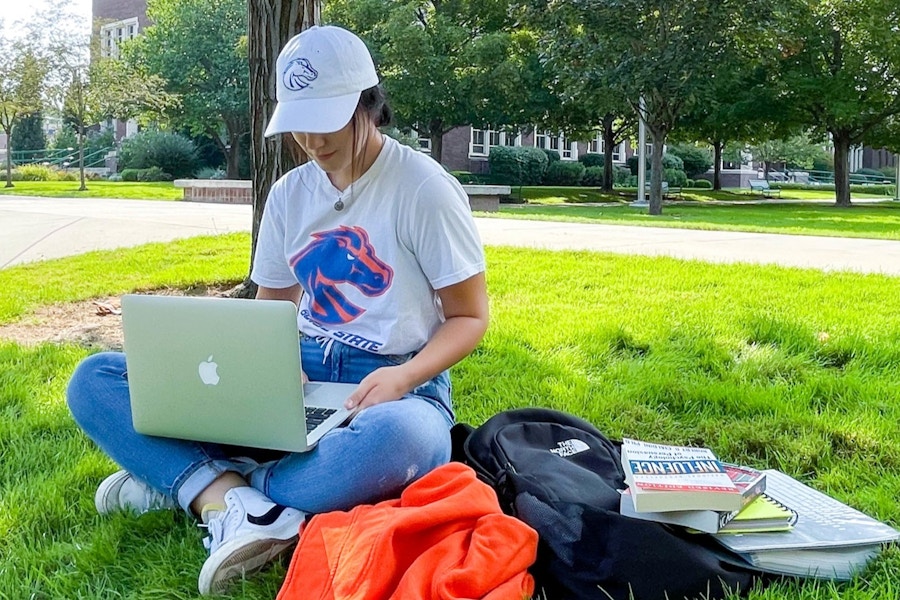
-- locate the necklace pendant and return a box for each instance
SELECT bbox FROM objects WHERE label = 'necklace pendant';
[334,199,344,211]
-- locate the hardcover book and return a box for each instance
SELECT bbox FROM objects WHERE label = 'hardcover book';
[619,464,773,533]
[620,438,744,512]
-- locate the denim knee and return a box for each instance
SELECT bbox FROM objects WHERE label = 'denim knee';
[66,351,127,424]
[357,399,452,480]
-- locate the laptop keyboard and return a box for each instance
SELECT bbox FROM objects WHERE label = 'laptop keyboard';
[305,406,337,432]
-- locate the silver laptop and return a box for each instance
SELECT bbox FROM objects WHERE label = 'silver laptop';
[121,294,357,452]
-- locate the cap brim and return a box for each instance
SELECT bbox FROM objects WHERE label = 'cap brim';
[264,91,361,137]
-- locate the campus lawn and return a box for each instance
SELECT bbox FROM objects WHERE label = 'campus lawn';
[0,180,183,200]
[2,236,900,598]
[494,198,900,241]
[509,185,895,204]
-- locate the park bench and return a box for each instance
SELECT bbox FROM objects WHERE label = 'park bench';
[662,181,681,200]
[173,179,509,212]
[748,179,781,198]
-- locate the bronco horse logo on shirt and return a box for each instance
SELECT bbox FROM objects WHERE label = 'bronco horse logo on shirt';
[291,226,394,325]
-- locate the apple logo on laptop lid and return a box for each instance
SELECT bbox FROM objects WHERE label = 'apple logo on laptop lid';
[198,355,220,385]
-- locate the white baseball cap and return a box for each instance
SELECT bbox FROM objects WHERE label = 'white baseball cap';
[264,26,379,137]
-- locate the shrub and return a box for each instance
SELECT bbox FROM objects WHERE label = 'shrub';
[812,154,834,173]
[661,153,684,171]
[107,174,123,182]
[119,130,198,179]
[579,153,605,168]
[5,169,23,181]
[614,166,632,187]
[543,149,560,164]
[488,146,523,186]
[16,164,59,181]
[685,179,696,188]
[582,166,605,187]
[489,146,549,186]
[664,168,688,187]
[58,170,79,181]
[521,148,550,185]
[693,179,713,189]
[851,168,888,183]
[877,166,896,180]
[544,160,585,186]
[120,167,173,182]
[667,144,713,178]
[626,155,648,175]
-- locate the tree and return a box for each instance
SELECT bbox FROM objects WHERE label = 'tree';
[747,131,826,180]
[10,111,47,155]
[673,56,797,190]
[528,0,781,213]
[236,0,319,298]
[325,0,539,164]
[0,35,46,187]
[538,68,636,192]
[778,0,900,206]
[129,0,250,178]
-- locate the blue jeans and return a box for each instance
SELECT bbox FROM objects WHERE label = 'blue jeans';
[66,335,454,515]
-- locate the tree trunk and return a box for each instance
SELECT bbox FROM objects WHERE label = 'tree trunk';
[713,140,723,191]
[430,129,444,165]
[763,161,770,182]
[78,122,86,191]
[226,134,241,179]
[4,126,13,188]
[648,130,666,215]
[602,115,615,192]
[831,129,852,207]
[240,0,320,298]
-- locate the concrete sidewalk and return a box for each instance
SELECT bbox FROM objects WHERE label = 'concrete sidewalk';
[3,195,900,276]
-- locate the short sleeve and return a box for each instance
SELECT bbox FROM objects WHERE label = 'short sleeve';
[250,182,297,289]
[402,172,486,290]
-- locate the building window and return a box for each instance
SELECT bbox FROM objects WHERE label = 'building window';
[589,134,623,161]
[470,129,487,156]
[470,128,519,158]
[535,129,576,160]
[100,17,139,59]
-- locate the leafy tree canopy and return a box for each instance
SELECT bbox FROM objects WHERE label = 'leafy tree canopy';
[128,0,249,176]
[324,0,542,162]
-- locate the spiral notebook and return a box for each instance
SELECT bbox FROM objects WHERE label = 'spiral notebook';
[713,470,900,580]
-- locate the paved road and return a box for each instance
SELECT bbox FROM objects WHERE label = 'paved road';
[3,195,900,276]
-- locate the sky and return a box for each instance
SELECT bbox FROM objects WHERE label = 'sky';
[1,0,92,35]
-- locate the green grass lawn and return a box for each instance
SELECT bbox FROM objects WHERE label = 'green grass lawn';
[2,236,900,599]
[509,186,894,204]
[0,180,183,200]
[493,198,900,240]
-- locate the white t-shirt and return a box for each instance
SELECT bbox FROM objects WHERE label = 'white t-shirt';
[251,136,485,356]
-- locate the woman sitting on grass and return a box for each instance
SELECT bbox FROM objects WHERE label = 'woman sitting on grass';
[66,25,488,595]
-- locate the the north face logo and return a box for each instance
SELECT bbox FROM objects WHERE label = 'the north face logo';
[550,439,590,457]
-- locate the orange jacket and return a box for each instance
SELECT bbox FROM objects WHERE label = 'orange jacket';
[277,462,538,600]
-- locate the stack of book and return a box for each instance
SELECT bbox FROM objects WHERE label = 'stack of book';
[619,438,900,580]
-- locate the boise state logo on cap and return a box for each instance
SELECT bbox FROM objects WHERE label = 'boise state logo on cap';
[283,57,318,91]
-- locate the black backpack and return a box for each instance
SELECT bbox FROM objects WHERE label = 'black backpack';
[451,408,764,600]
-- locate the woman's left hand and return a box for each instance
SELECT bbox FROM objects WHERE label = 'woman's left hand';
[344,365,413,411]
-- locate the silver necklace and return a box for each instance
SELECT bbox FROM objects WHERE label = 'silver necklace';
[334,199,344,211]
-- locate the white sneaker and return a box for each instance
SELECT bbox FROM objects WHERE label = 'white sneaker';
[197,486,304,595]
[95,470,178,515]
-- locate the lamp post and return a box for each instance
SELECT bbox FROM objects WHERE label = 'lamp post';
[631,96,648,207]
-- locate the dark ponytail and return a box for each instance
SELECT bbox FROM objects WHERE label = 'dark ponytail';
[357,85,393,128]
